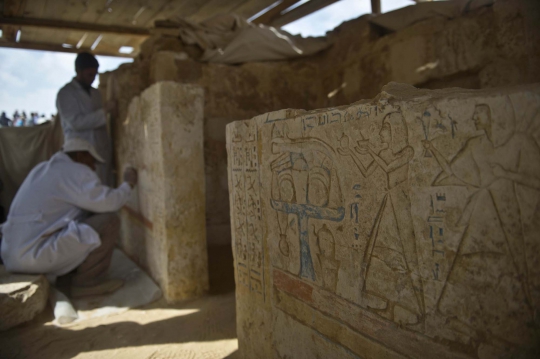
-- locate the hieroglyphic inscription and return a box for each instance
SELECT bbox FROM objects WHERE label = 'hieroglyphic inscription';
[427,193,446,280]
[231,123,264,298]
[230,84,540,359]
[302,107,373,135]
[270,123,345,282]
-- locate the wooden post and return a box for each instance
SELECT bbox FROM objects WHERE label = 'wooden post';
[371,0,381,14]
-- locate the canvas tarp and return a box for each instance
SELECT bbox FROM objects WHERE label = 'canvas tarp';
[153,14,330,64]
[0,119,64,215]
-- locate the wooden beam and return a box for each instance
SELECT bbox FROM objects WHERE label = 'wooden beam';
[2,0,26,41]
[1,23,18,41]
[251,0,302,25]
[371,0,381,14]
[0,17,150,36]
[233,0,280,20]
[0,40,134,58]
[3,0,26,17]
[189,0,246,23]
[271,0,341,27]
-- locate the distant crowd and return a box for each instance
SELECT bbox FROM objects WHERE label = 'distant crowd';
[0,110,55,127]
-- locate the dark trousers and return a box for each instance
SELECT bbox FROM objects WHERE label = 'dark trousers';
[71,213,120,287]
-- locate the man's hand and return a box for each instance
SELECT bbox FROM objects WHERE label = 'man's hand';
[123,167,138,188]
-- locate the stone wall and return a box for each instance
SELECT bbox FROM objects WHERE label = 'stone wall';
[149,52,324,246]
[317,0,540,107]
[226,82,540,358]
[117,81,208,302]
[102,53,322,248]
[100,0,540,295]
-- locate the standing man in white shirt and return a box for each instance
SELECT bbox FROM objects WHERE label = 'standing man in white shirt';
[56,52,115,185]
[1,138,137,298]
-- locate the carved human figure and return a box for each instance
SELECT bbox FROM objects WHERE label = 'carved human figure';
[339,112,424,325]
[423,103,540,343]
[314,224,340,292]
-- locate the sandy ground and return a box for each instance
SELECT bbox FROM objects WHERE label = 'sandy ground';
[0,292,238,359]
[0,245,239,359]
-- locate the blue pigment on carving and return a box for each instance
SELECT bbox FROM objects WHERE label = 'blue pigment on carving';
[271,199,345,281]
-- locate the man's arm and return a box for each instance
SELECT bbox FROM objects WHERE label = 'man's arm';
[56,89,107,131]
[66,168,138,213]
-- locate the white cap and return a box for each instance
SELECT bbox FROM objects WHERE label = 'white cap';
[63,138,105,163]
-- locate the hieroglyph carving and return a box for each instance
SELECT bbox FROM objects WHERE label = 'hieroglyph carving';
[338,111,424,324]
[270,123,345,282]
[228,84,540,357]
[424,99,540,343]
[230,122,264,298]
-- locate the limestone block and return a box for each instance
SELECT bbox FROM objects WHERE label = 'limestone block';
[118,81,208,303]
[150,51,188,83]
[227,83,540,358]
[0,268,49,330]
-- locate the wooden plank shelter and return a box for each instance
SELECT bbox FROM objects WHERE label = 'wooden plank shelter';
[0,0,380,57]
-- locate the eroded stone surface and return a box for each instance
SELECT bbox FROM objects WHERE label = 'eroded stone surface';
[100,0,540,258]
[227,83,540,358]
[101,0,540,254]
[0,268,49,330]
[117,81,208,303]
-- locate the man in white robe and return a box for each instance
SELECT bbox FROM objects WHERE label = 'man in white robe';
[56,52,115,185]
[1,138,137,298]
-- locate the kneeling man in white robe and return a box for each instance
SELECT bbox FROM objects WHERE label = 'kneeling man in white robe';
[1,138,137,298]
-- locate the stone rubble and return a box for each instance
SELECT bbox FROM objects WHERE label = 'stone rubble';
[0,267,49,331]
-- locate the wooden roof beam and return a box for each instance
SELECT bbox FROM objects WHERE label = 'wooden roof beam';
[233,0,282,20]
[371,0,381,14]
[3,0,27,17]
[0,17,150,36]
[271,0,341,28]
[251,0,302,25]
[0,40,135,58]
[2,0,26,41]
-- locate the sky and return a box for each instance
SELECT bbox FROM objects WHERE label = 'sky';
[0,50,130,117]
[0,0,414,117]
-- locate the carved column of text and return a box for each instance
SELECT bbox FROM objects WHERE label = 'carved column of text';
[243,124,264,298]
[231,132,250,289]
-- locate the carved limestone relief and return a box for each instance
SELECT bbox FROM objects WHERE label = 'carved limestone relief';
[227,83,540,358]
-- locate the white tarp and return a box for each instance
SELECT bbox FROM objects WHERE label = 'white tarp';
[153,14,330,64]
[67,249,161,324]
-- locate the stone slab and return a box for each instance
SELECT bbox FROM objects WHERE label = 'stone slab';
[227,82,540,358]
[0,266,49,330]
[117,81,209,303]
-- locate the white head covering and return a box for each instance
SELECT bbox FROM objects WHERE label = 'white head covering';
[63,138,105,163]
